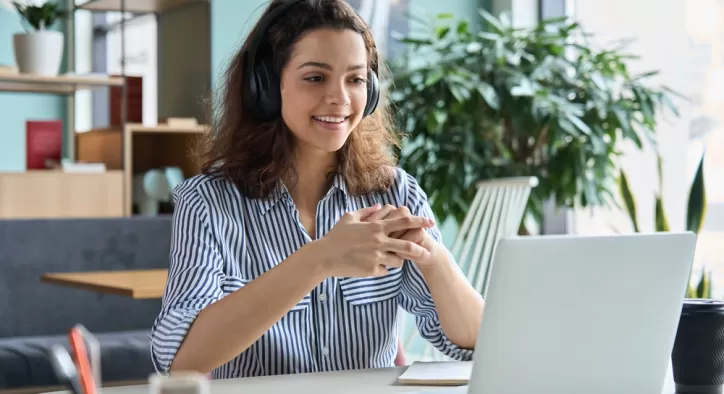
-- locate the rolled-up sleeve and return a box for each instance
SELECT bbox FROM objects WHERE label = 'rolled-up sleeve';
[397,170,474,361]
[150,187,226,372]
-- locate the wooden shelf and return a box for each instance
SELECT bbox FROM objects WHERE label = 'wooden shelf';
[75,0,207,13]
[0,171,124,219]
[0,73,123,94]
[128,123,208,134]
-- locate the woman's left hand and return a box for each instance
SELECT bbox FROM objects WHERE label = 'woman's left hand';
[364,204,440,266]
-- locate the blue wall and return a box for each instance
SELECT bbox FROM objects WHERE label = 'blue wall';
[0,5,67,172]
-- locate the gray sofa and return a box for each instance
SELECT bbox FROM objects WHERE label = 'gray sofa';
[0,216,173,391]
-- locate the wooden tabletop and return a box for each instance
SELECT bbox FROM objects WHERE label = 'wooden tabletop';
[40,269,168,299]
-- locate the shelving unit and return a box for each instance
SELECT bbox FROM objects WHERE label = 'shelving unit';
[71,0,211,217]
[0,70,126,219]
[0,0,210,219]
[123,123,207,215]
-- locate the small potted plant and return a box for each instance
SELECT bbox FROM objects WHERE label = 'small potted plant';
[1,0,66,76]
[620,153,724,393]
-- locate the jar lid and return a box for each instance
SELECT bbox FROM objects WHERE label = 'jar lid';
[681,298,724,316]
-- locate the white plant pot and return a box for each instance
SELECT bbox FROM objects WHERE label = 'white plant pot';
[12,30,64,76]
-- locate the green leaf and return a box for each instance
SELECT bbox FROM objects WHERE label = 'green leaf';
[456,20,469,35]
[424,69,443,86]
[436,26,451,39]
[655,195,670,232]
[686,153,707,234]
[618,172,639,232]
[696,270,712,299]
[511,79,535,96]
[478,32,500,41]
[447,83,470,102]
[475,81,500,110]
[398,37,433,46]
[479,9,505,33]
[566,114,592,135]
[633,70,660,80]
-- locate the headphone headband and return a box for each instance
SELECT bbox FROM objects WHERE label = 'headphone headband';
[243,0,380,121]
[245,0,304,72]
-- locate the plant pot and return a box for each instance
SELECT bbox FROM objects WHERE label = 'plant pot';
[672,299,724,393]
[12,30,64,76]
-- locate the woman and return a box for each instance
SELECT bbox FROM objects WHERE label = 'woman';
[150,0,484,378]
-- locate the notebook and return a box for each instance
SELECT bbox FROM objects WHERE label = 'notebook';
[397,361,472,386]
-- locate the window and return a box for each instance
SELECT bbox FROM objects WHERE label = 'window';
[74,9,157,130]
[104,12,157,126]
[685,0,724,294]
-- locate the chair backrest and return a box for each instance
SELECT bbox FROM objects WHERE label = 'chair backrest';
[451,176,538,296]
[402,176,537,361]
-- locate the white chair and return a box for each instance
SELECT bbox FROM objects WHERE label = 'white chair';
[400,176,538,362]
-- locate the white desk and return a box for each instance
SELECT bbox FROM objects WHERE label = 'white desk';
[45,366,443,394]
[45,362,678,394]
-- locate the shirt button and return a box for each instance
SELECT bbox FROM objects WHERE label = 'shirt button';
[319,293,327,302]
[322,346,329,356]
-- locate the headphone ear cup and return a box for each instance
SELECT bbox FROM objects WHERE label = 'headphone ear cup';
[250,59,281,121]
[363,70,380,117]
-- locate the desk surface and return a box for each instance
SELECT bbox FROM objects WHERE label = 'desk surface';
[40,269,168,299]
[43,367,447,394]
[43,363,677,394]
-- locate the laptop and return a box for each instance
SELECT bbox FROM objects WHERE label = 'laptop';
[408,232,696,394]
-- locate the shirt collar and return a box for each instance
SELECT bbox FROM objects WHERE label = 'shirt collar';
[253,172,349,216]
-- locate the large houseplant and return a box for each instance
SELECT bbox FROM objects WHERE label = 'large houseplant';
[388,10,680,230]
[1,0,66,75]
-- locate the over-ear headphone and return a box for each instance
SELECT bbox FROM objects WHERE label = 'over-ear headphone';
[243,0,380,121]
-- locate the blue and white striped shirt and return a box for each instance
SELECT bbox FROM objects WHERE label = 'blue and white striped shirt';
[150,167,473,378]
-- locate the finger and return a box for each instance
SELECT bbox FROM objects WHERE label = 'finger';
[378,252,404,268]
[389,229,408,240]
[384,238,430,260]
[347,204,381,221]
[399,228,425,245]
[389,206,411,238]
[382,216,435,235]
[365,204,397,222]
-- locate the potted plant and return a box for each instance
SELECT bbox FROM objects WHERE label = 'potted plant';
[618,152,709,295]
[1,0,66,76]
[388,11,680,232]
[620,153,724,393]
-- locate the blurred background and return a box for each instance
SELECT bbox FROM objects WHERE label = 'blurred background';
[0,0,720,389]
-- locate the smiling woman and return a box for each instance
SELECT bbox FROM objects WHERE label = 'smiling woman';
[281,28,374,157]
[196,0,396,199]
[149,0,483,379]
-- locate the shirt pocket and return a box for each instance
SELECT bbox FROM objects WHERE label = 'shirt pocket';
[339,267,403,306]
[290,293,312,312]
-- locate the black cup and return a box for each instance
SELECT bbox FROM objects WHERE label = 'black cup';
[672,299,724,394]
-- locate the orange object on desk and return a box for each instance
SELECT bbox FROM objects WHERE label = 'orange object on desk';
[68,327,97,394]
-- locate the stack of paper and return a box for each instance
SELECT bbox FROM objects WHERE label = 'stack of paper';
[397,361,473,386]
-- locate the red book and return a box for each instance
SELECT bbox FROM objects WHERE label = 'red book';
[26,120,62,170]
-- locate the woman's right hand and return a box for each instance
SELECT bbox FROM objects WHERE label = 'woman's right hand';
[317,204,434,278]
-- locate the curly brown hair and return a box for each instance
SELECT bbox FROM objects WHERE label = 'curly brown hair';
[196,0,401,199]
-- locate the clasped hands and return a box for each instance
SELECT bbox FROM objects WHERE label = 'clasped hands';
[318,203,440,278]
